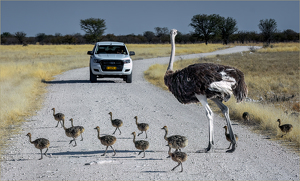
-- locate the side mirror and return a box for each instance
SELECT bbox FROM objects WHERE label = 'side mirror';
[87,51,93,55]
[129,51,135,56]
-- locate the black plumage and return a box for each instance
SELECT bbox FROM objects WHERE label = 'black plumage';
[164,63,247,104]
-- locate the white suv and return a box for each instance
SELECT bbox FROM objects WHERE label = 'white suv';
[87,42,135,83]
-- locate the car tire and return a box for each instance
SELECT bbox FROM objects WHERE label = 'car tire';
[90,67,97,83]
[126,72,132,83]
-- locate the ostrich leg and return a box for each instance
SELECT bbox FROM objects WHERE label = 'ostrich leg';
[211,98,236,153]
[196,94,214,153]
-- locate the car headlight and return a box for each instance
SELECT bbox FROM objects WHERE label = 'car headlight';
[93,59,101,63]
[124,59,131,64]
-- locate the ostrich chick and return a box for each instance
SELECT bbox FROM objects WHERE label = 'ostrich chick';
[168,145,187,172]
[51,108,65,127]
[134,116,149,138]
[26,133,50,160]
[277,119,293,138]
[94,126,117,156]
[161,126,188,152]
[223,126,238,149]
[61,119,81,147]
[131,132,149,158]
[108,112,123,135]
[69,118,85,141]
[242,112,250,122]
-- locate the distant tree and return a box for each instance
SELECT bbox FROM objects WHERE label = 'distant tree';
[14,31,27,44]
[258,18,277,45]
[50,33,63,44]
[189,14,222,45]
[282,29,298,41]
[1,32,13,44]
[72,33,85,44]
[80,18,106,43]
[2,32,13,37]
[103,34,117,41]
[237,31,248,44]
[143,31,155,43]
[218,17,238,45]
[63,34,76,44]
[154,27,169,43]
[36,33,47,44]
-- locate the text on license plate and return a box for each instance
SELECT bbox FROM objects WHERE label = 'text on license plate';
[106,66,117,70]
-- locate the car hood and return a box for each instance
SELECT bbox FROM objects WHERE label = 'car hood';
[94,54,129,60]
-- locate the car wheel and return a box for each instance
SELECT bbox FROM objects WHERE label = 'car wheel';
[126,72,132,83]
[90,67,97,83]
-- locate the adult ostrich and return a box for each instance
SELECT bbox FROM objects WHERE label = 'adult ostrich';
[164,29,248,153]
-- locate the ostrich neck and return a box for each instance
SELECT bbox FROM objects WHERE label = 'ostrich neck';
[167,35,176,71]
[132,134,136,143]
[278,121,281,127]
[97,129,101,139]
[135,118,138,125]
[164,129,168,141]
[70,120,74,127]
[52,109,55,116]
[110,114,113,122]
[28,135,33,144]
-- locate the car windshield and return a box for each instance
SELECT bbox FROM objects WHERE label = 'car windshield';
[95,45,128,55]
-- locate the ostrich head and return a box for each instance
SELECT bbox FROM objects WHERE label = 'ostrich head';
[167,29,178,72]
[170,29,177,36]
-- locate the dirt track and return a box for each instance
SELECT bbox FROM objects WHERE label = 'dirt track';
[1,46,299,180]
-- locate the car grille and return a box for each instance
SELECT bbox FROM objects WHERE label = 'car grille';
[100,60,124,71]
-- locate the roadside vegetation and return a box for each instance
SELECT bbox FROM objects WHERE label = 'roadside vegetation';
[144,42,300,149]
[0,43,227,154]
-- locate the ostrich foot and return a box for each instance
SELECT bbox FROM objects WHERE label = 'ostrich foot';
[226,143,236,153]
[205,142,214,153]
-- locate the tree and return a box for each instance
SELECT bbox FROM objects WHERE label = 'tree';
[258,18,277,45]
[237,31,248,44]
[154,27,169,43]
[189,14,222,45]
[1,32,13,44]
[218,17,238,45]
[143,31,155,43]
[282,29,298,41]
[36,33,47,44]
[14,31,27,44]
[80,18,106,43]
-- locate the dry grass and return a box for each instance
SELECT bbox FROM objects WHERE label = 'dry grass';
[0,45,93,153]
[144,42,299,149]
[127,43,228,60]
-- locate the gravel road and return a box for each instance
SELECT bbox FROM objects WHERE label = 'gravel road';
[1,46,299,180]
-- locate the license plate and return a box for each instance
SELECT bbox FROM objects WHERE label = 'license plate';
[106,66,117,70]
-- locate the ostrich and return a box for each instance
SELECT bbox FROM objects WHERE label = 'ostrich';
[164,29,248,153]
[69,118,85,141]
[94,126,117,156]
[134,116,149,139]
[223,126,238,149]
[277,119,293,138]
[108,112,123,135]
[131,132,149,158]
[161,126,188,152]
[167,144,187,172]
[51,108,65,128]
[242,112,250,122]
[26,133,50,160]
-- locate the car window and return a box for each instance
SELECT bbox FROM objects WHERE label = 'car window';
[96,45,128,55]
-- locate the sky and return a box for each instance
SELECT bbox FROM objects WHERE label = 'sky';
[1,1,299,37]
